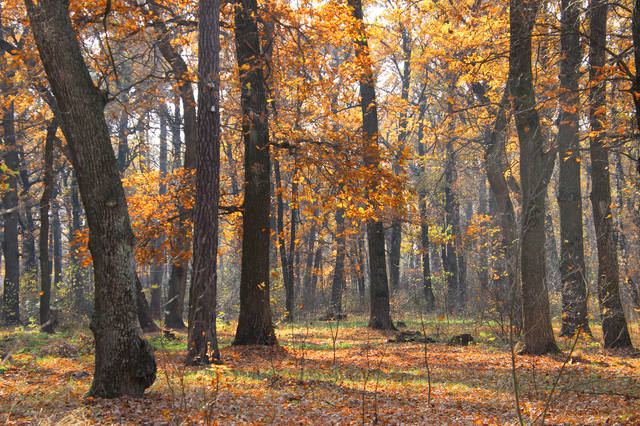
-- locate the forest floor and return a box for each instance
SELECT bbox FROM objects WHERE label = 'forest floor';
[1,316,639,425]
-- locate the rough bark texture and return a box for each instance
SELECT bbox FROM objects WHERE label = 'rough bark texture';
[588,0,633,349]
[1,100,20,325]
[39,120,57,328]
[509,0,557,354]
[26,0,156,397]
[348,0,394,330]
[186,0,221,365]
[557,0,590,337]
[232,0,277,345]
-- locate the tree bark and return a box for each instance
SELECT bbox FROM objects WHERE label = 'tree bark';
[328,205,346,317]
[186,0,221,365]
[1,101,20,325]
[232,0,277,345]
[348,0,394,330]
[588,0,633,349]
[443,140,460,313]
[557,0,590,337]
[39,120,57,329]
[509,0,557,354]
[274,159,295,321]
[26,0,156,397]
[302,217,318,312]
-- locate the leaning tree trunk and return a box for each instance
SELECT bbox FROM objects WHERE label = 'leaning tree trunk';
[185,0,222,365]
[588,0,633,349]
[26,0,156,397]
[348,0,394,330]
[39,120,57,328]
[557,0,591,337]
[509,0,557,354]
[232,0,277,345]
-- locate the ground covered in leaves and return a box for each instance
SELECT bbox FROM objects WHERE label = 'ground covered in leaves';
[1,317,639,424]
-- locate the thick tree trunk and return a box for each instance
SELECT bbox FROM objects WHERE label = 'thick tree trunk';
[588,0,633,349]
[39,120,56,329]
[509,0,557,354]
[348,0,394,330]
[186,0,221,365]
[556,0,591,335]
[1,102,20,325]
[26,0,156,397]
[233,0,277,345]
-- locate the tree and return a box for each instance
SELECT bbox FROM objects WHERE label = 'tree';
[26,0,156,397]
[587,0,633,349]
[348,0,394,330]
[186,0,222,365]
[509,0,557,354]
[557,0,590,337]
[233,0,277,345]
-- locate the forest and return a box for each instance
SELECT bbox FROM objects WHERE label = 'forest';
[1,0,640,423]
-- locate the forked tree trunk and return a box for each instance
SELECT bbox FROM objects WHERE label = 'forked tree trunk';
[26,0,156,397]
[509,0,557,354]
[233,0,277,345]
[588,0,633,349]
[186,0,221,364]
[557,0,590,337]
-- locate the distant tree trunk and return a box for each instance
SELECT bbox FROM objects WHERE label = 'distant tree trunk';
[588,0,633,349]
[328,205,346,317]
[310,243,323,310]
[26,0,156,397]
[356,234,366,307]
[557,0,591,337]
[149,108,169,320]
[233,0,277,346]
[348,0,394,330]
[150,5,199,330]
[302,218,318,312]
[509,0,557,354]
[117,110,129,173]
[2,101,20,325]
[274,159,295,321]
[52,184,63,289]
[631,0,640,155]
[443,140,460,313]
[186,0,221,364]
[39,120,57,328]
[69,177,87,314]
[416,101,435,310]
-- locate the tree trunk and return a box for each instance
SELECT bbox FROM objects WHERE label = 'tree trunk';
[149,108,169,320]
[588,0,633,349]
[274,159,295,321]
[26,0,156,397]
[348,0,394,330]
[150,5,198,330]
[186,0,221,364]
[509,0,557,354]
[329,205,346,317]
[443,140,460,313]
[233,0,277,345]
[39,120,57,329]
[69,176,88,314]
[557,0,591,334]
[302,217,318,312]
[1,101,20,325]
